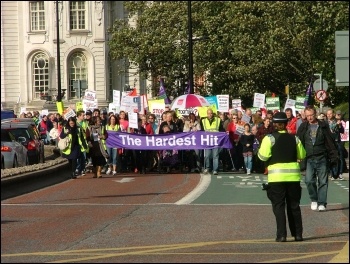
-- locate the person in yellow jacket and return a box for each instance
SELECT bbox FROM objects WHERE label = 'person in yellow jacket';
[201,108,225,175]
[60,116,88,179]
[258,112,306,242]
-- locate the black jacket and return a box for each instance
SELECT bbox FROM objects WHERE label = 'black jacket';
[296,120,339,163]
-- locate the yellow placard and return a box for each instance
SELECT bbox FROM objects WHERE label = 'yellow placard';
[76,101,83,111]
[56,101,64,115]
[197,104,217,118]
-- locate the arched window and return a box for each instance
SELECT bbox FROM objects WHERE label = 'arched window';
[68,52,87,99]
[32,52,49,99]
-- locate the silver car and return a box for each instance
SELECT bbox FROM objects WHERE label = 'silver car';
[1,129,28,169]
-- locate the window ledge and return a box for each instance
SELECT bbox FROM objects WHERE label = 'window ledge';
[53,39,66,44]
[27,31,47,35]
[69,30,91,34]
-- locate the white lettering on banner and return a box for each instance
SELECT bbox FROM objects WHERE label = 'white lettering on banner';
[118,134,220,147]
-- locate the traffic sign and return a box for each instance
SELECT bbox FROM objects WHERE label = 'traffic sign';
[313,79,328,91]
[315,90,328,101]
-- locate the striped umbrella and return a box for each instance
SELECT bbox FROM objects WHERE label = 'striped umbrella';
[170,94,210,110]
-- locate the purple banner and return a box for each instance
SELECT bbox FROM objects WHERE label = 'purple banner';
[106,131,233,150]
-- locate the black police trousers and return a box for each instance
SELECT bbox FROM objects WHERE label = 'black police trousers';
[266,182,303,238]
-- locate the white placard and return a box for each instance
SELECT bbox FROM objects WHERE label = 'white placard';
[232,99,242,109]
[20,107,26,114]
[128,112,138,129]
[120,96,141,113]
[108,103,120,114]
[62,107,76,120]
[41,109,49,116]
[113,90,121,106]
[253,93,265,108]
[83,99,98,111]
[284,99,296,110]
[235,125,245,135]
[284,99,297,116]
[241,114,251,124]
[83,90,96,102]
[216,94,229,112]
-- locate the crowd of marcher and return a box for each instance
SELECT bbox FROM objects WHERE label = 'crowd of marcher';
[18,106,347,181]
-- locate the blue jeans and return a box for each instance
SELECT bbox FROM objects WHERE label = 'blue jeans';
[244,155,253,171]
[305,156,328,206]
[204,148,221,172]
[107,147,118,166]
[76,151,86,173]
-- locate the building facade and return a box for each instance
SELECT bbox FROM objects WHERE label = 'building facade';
[1,1,149,113]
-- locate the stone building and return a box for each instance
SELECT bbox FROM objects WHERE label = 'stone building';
[1,1,149,113]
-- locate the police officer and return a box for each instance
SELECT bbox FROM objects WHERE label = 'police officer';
[258,112,306,242]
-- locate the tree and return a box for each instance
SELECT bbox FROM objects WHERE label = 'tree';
[108,1,349,107]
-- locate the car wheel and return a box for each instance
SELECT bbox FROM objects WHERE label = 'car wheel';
[13,156,18,168]
[25,155,29,166]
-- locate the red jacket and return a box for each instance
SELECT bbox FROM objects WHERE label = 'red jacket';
[39,120,48,136]
[286,116,298,135]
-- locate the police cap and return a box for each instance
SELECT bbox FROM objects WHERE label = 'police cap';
[272,112,288,123]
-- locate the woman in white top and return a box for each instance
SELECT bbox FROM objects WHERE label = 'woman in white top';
[183,113,202,173]
[49,121,60,146]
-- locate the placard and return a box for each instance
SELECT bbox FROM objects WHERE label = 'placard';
[266,97,280,110]
[253,93,265,108]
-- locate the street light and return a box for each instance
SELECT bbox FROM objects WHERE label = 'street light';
[188,1,194,94]
[56,0,62,102]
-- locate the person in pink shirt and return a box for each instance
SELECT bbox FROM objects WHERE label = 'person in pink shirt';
[118,111,129,132]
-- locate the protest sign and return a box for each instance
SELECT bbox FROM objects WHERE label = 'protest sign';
[232,99,242,110]
[266,97,280,110]
[205,96,218,109]
[253,93,265,108]
[148,99,166,120]
[62,107,76,120]
[295,96,306,111]
[128,112,138,129]
[217,94,229,112]
[113,90,121,105]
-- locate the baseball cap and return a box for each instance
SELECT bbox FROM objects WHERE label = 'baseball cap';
[336,110,342,115]
[272,112,288,123]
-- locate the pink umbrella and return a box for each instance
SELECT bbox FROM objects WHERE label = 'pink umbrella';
[170,94,211,110]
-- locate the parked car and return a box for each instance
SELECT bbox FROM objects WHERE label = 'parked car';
[1,110,16,120]
[1,153,5,169]
[1,119,45,165]
[1,128,28,169]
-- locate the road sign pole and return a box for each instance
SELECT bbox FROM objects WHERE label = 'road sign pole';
[314,73,324,113]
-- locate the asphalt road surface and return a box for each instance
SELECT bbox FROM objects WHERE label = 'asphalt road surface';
[1,169,349,263]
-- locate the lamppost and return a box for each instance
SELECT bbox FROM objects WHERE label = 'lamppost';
[188,1,194,94]
[56,0,61,102]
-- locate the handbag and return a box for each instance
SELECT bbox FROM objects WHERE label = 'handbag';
[58,137,70,151]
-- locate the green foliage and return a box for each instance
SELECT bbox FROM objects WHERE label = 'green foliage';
[335,102,349,120]
[108,1,349,106]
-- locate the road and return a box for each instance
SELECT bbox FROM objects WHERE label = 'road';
[1,169,349,263]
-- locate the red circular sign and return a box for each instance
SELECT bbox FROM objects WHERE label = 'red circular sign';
[315,90,327,101]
